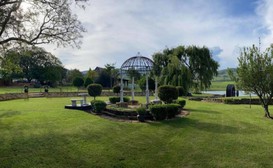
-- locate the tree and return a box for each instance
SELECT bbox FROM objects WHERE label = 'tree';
[160,55,191,93]
[73,77,84,90]
[104,63,116,88]
[1,46,65,84]
[66,69,83,83]
[84,77,93,88]
[0,49,22,81]
[184,46,219,92]
[0,0,88,50]
[138,76,155,91]
[85,68,97,80]
[236,45,273,119]
[152,45,219,92]
[95,70,111,88]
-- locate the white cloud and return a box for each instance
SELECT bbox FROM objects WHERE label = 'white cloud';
[43,0,269,71]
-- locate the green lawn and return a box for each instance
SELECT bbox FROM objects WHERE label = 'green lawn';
[0,86,83,94]
[1,96,273,167]
[209,81,235,91]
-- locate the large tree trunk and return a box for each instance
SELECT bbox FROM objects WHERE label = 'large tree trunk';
[263,105,273,119]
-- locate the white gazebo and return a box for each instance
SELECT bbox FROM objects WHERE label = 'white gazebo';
[120,53,156,105]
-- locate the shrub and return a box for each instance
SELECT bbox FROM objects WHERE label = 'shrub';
[166,104,180,118]
[112,85,120,94]
[73,77,84,88]
[136,107,146,115]
[149,105,167,121]
[84,77,93,88]
[150,104,180,120]
[173,100,186,108]
[87,84,102,100]
[109,96,130,104]
[91,100,107,113]
[176,86,187,96]
[158,85,178,104]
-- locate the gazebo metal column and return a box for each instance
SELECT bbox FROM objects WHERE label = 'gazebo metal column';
[145,69,149,104]
[120,69,124,102]
[131,77,135,101]
[154,76,159,100]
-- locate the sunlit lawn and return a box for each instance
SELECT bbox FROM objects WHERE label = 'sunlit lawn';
[209,81,235,91]
[1,96,273,167]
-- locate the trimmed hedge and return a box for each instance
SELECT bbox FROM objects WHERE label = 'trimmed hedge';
[136,107,146,115]
[173,100,186,108]
[158,85,178,103]
[91,100,107,113]
[87,84,102,100]
[149,104,180,120]
[109,96,130,104]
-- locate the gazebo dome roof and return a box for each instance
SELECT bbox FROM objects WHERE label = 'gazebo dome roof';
[121,54,154,74]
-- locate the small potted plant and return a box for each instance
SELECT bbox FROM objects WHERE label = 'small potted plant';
[136,107,146,122]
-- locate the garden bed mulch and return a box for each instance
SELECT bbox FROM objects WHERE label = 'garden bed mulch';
[92,109,190,123]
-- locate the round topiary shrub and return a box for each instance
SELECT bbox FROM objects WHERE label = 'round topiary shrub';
[158,85,178,104]
[73,77,84,89]
[149,104,180,120]
[91,100,106,113]
[112,85,120,94]
[165,104,180,119]
[84,77,93,88]
[149,105,167,120]
[87,84,102,100]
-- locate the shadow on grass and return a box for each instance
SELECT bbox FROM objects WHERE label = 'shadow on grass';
[0,133,91,167]
[0,130,130,168]
[148,117,260,135]
[0,110,21,118]
[187,108,221,114]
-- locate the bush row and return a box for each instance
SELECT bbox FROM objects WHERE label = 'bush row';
[109,96,130,104]
[149,104,181,121]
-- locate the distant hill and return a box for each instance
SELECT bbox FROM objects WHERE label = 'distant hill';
[213,68,236,81]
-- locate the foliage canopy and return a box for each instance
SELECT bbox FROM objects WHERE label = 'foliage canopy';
[152,45,219,93]
[0,0,88,49]
[236,45,273,118]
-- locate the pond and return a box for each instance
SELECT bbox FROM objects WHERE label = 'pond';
[202,91,256,97]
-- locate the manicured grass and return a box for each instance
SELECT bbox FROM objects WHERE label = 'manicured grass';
[1,96,273,167]
[209,81,235,91]
[0,86,81,94]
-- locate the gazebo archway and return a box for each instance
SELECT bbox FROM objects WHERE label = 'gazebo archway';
[120,53,154,104]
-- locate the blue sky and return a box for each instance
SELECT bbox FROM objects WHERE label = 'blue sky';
[44,0,272,71]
